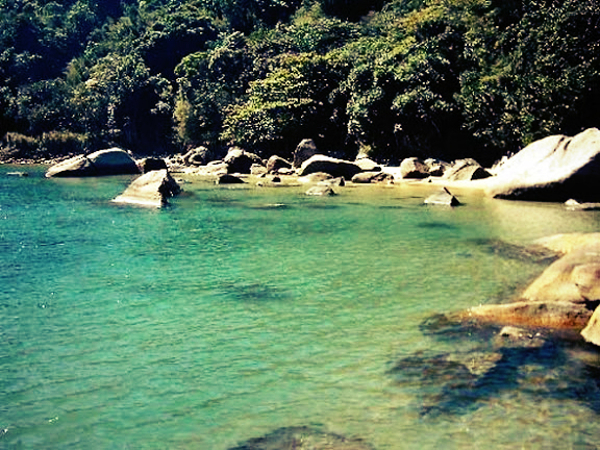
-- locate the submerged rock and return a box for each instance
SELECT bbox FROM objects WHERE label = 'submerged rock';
[493,326,546,349]
[388,339,600,417]
[228,426,374,450]
[112,169,181,207]
[456,233,600,343]
[46,148,140,177]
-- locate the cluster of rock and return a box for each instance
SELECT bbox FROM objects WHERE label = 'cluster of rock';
[45,148,181,207]
[458,232,600,346]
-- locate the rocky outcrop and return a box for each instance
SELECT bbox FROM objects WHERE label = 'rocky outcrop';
[400,157,429,179]
[250,164,267,176]
[197,161,228,176]
[443,158,491,181]
[486,128,600,201]
[298,155,362,179]
[466,301,593,330]
[460,233,600,344]
[138,157,167,173]
[112,169,180,207]
[521,243,600,303]
[182,146,210,166]
[223,148,263,174]
[46,148,141,177]
[266,155,292,173]
[424,158,450,177]
[292,138,317,169]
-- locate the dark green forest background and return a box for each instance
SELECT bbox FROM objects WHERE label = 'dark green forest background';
[1,0,600,165]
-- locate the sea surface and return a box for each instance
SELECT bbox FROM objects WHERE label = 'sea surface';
[2,165,600,449]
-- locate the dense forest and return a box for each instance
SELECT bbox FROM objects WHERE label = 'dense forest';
[1,0,600,165]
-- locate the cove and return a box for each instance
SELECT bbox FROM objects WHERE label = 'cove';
[2,166,600,449]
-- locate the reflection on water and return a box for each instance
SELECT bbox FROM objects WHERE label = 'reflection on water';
[1,167,600,449]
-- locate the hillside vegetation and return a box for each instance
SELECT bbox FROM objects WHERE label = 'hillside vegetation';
[1,0,600,164]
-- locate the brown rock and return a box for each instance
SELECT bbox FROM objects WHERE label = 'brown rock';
[465,301,592,330]
[522,243,600,303]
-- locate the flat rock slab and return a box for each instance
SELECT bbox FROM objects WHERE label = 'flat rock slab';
[464,301,593,330]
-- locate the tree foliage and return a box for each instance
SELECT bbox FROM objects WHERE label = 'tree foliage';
[2,0,600,163]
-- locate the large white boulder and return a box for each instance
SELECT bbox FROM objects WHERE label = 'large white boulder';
[486,128,600,201]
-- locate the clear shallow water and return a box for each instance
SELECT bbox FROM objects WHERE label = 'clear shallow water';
[2,166,600,449]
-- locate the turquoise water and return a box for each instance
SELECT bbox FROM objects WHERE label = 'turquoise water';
[2,166,600,449]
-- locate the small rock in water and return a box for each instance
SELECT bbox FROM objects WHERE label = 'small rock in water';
[306,185,336,196]
[424,188,460,206]
[217,174,245,184]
